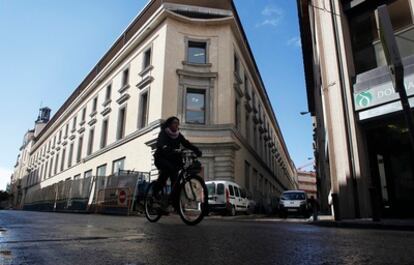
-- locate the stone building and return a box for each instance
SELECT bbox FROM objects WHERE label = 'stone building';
[11,0,297,209]
[297,0,414,218]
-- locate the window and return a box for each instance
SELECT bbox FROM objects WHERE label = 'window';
[105,84,112,101]
[138,92,149,129]
[112,157,125,175]
[92,97,98,113]
[49,157,53,178]
[72,116,77,131]
[87,128,94,156]
[235,99,241,129]
[253,169,258,191]
[349,0,413,74]
[229,185,235,196]
[245,113,250,142]
[245,161,251,191]
[97,164,107,188]
[101,119,109,149]
[84,170,93,179]
[240,189,247,199]
[81,107,86,122]
[117,107,127,140]
[77,136,83,163]
[234,53,240,74]
[217,183,225,195]
[65,123,69,138]
[122,68,129,87]
[61,148,66,172]
[143,48,152,69]
[96,164,107,177]
[68,142,74,168]
[234,186,240,197]
[186,90,205,124]
[188,41,206,64]
[73,174,80,180]
[58,130,62,142]
[40,163,45,181]
[54,152,59,175]
[253,126,258,149]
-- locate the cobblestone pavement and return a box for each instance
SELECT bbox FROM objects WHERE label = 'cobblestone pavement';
[0,210,413,265]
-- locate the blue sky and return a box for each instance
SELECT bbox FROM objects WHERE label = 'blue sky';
[0,0,312,190]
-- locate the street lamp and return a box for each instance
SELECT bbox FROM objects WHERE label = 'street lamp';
[300,111,310,115]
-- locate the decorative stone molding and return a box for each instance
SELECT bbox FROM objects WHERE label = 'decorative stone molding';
[136,76,154,90]
[101,107,111,117]
[116,93,130,105]
[89,111,97,118]
[139,65,153,77]
[118,84,130,94]
[102,99,112,107]
[88,118,97,126]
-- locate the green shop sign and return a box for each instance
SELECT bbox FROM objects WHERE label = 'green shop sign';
[354,74,414,111]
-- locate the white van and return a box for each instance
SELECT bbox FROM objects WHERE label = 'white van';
[278,190,310,218]
[206,180,249,216]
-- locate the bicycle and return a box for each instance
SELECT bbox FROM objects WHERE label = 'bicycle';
[144,149,209,225]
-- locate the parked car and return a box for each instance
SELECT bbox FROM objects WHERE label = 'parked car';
[278,190,310,218]
[206,180,249,216]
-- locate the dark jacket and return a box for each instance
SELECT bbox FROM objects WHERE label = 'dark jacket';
[154,129,200,164]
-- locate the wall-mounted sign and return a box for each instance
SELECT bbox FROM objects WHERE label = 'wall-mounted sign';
[354,73,414,111]
[359,97,414,121]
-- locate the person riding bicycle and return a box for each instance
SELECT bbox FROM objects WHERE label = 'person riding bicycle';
[153,116,202,206]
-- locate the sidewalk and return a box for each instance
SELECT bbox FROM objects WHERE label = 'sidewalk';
[310,215,414,231]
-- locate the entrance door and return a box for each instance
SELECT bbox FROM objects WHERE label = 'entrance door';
[366,117,414,218]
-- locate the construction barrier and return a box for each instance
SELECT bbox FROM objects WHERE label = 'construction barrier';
[22,170,151,215]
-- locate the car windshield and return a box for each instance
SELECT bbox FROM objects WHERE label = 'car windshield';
[281,192,305,200]
[207,183,215,195]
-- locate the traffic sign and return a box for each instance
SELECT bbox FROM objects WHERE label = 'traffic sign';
[118,190,127,205]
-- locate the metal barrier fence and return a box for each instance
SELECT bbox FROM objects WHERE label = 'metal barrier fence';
[23,170,151,215]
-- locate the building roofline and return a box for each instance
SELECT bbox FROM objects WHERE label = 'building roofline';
[296,0,316,114]
[31,0,296,174]
[34,0,163,142]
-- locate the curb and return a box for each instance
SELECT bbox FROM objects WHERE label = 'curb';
[309,220,414,232]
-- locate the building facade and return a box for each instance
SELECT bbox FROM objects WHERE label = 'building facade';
[297,0,414,219]
[297,171,317,199]
[11,0,297,210]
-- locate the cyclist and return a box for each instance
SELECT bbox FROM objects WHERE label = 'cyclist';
[153,116,202,207]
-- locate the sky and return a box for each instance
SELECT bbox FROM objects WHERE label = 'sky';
[0,0,313,191]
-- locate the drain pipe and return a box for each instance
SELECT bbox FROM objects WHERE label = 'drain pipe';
[329,0,361,218]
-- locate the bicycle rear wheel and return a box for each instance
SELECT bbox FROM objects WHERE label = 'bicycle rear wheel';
[144,181,162,223]
[178,175,208,225]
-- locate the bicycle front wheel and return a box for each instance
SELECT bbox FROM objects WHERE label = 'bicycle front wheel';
[178,175,208,225]
[144,181,162,223]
